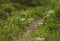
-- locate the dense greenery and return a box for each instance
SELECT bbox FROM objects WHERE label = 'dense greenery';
[0,0,60,41]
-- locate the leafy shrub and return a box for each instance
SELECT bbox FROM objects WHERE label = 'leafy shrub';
[54,4,60,20]
[0,7,45,41]
[1,3,15,16]
[0,10,7,20]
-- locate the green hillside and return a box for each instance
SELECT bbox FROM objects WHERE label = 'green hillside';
[0,0,60,41]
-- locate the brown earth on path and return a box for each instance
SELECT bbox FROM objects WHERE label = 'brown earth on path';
[22,18,44,38]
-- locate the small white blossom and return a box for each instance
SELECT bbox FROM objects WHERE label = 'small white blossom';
[48,10,54,14]
[20,18,25,21]
[47,10,55,17]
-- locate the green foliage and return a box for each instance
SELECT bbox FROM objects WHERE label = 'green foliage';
[54,4,60,20]
[25,9,60,41]
[0,7,45,41]
[1,3,15,16]
[0,0,60,41]
[0,10,7,20]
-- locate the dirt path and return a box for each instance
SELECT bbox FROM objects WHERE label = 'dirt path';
[22,18,44,38]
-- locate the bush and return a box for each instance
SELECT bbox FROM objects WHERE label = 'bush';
[1,3,15,16]
[54,4,60,20]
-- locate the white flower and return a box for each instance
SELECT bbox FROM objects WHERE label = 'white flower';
[47,10,55,17]
[48,10,54,14]
[21,18,25,21]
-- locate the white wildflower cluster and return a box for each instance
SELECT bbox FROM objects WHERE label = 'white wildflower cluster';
[20,18,25,21]
[47,10,55,17]
[48,10,54,14]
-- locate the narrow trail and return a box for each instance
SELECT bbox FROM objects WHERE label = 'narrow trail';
[18,15,47,41]
[21,18,44,39]
[18,8,51,41]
